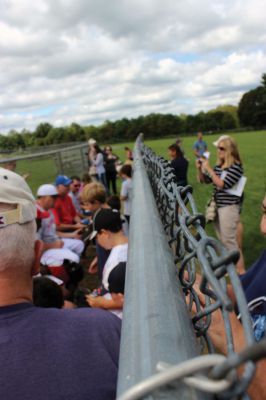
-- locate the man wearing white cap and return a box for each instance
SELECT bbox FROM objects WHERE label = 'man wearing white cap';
[0,167,121,400]
[36,184,84,279]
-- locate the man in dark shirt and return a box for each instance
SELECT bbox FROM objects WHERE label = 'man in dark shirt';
[0,167,121,400]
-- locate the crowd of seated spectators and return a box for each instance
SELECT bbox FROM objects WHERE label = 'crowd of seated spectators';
[33,141,133,314]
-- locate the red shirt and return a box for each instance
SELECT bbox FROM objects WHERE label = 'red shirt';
[54,195,76,225]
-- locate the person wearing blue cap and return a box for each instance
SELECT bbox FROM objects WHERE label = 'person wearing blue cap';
[54,175,85,233]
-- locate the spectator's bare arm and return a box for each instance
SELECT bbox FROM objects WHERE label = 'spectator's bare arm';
[188,278,266,400]
[86,295,123,309]
[88,257,98,274]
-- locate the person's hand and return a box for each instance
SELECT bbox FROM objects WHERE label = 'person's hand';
[72,228,83,239]
[186,277,228,352]
[186,275,244,354]
[74,223,86,229]
[201,158,210,171]
[86,295,104,308]
[200,158,212,176]
[195,159,202,170]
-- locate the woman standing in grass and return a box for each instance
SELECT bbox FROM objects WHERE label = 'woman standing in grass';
[120,164,132,226]
[199,135,245,274]
[93,144,108,191]
[168,143,189,187]
[104,146,119,195]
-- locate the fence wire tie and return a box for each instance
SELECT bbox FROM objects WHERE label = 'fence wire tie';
[118,341,266,400]
[117,354,234,400]
[211,338,266,380]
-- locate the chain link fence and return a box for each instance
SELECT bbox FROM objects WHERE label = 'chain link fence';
[118,135,265,400]
[0,142,89,193]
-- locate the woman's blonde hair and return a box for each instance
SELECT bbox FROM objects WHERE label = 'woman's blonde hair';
[217,136,242,168]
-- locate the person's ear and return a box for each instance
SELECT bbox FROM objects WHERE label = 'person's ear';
[100,229,109,237]
[31,240,43,276]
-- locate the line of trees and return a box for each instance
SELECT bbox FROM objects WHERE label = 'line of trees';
[238,73,266,128]
[0,106,239,151]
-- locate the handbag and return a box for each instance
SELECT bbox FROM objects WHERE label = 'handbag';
[89,165,97,176]
[205,196,217,223]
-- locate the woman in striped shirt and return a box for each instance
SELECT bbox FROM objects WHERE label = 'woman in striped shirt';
[199,135,245,274]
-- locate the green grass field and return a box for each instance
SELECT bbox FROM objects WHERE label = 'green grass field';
[16,130,266,268]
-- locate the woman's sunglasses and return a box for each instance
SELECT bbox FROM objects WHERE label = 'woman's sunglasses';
[218,146,225,151]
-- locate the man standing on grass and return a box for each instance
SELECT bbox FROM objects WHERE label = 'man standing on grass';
[193,131,208,182]
[0,167,121,400]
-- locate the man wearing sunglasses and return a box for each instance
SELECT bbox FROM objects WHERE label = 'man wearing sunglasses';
[69,175,83,217]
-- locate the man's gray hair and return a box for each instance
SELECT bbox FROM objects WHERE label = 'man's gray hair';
[0,220,36,273]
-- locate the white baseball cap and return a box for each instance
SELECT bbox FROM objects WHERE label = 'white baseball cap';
[213,135,230,147]
[0,167,36,228]
[37,184,58,197]
[88,138,96,145]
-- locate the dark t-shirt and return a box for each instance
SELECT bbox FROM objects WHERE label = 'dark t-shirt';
[0,303,121,400]
[105,155,118,174]
[240,250,266,315]
[170,157,188,186]
[96,243,111,282]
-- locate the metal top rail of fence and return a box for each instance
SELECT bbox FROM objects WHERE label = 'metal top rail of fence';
[117,134,266,400]
[0,142,87,163]
[0,142,89,177]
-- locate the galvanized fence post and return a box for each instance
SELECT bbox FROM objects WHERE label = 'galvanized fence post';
[117,138,207,399]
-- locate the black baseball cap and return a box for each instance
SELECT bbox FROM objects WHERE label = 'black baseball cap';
[89,208,123,240]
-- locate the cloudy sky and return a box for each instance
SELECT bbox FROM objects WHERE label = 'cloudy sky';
[0,0,266,133]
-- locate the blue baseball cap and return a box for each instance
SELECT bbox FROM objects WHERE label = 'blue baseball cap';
[55,175,72,186]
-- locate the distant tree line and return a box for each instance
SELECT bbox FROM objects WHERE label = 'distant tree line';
[0,73,265,151]
[238,73,266,129]
[0,107,239,151]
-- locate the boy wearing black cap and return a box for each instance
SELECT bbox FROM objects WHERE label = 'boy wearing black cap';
[86,208,128,318]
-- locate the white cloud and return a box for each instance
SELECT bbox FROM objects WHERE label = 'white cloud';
[0,0,266,133]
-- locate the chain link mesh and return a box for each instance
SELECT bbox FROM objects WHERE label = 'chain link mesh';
[139,136,260,398]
